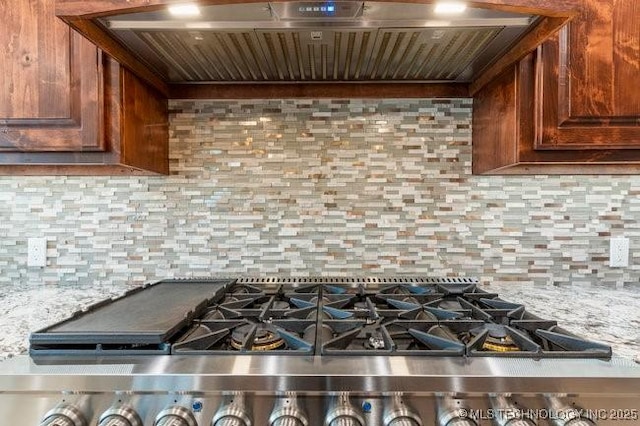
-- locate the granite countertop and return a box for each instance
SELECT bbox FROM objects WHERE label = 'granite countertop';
[485,283,640,360]
[0,281,638,361]
[0,284,126,360]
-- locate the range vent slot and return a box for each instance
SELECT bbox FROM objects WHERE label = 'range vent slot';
[235,277,479,284]
[130,27,502,83]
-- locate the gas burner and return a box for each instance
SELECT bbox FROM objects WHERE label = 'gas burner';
[366,333,386,350]
[469,324,519,352]
[231,324,286,351]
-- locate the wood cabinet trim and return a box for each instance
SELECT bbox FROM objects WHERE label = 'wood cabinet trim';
[0,163,162,175]
[474,162,640,175]
[169,83,470,99]
[56,0,584,19]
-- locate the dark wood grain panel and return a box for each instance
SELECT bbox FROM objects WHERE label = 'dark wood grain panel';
[565,0,639,117]
[0,0,103,152]
[613,0,640,116]
[469,16,570,95]
[0,1,70,119]
[38,0,73,119]
[0,56,166,175]
[472,66,519,174]
[534,0,640,150]
[567,0,614,117]
[170,83,469,99]
[473,52,640,175]
[121,69,169,174]
[0,0,70,119]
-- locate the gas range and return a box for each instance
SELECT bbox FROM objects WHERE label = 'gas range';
[1,277,639,426]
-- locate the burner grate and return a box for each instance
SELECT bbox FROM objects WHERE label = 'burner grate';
[28,277,611,359]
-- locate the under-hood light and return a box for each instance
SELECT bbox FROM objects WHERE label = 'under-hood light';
[434,2,467,15]
[168,3,201,17]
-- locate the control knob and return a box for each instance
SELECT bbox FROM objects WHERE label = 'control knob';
[212,393,252,426]
[99,405,143,426]
[489,395,535,426]
[387,420,419,426]
[545,397,596,426]
[272,419,304,426]
[40,404,88,426]
[324,394,365,426]
[383,394,422,426]
[328,419,361,426]
[436,396,477,426]
[154,405,197,426]
[270,394,309,426]
[214,419,247,426]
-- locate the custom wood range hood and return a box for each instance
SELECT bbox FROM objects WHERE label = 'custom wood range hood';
[56,0,580,99]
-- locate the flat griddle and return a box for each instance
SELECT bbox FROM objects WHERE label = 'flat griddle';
[30,279,232,355]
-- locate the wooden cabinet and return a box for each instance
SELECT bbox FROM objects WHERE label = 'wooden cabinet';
[0,0,168,175]
[473,0,640,174]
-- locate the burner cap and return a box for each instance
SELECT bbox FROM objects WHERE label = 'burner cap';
[438,299,462,310]
[365,333,386,350]
[230,324,285,351]
[470,324,519,352]
[272,301,290,310]
[482,323,508,339]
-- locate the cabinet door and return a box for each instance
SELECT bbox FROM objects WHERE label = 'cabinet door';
[0,0,102,152]
[473,0,640,174]
[535,0,639,149]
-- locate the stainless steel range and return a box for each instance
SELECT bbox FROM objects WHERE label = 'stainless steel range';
[1,277,638,426]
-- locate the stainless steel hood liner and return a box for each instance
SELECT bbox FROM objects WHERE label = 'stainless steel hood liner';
[103,1,538,84]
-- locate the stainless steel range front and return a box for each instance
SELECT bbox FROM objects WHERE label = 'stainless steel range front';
[1,277,638,426]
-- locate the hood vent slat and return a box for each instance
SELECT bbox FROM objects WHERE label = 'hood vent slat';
[133,27,503,83]
[102,1,539,84]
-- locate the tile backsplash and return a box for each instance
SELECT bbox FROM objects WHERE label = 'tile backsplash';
[1,99,639,287]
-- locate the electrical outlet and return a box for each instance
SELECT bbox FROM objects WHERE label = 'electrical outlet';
[609,237,629,268]
[27,238,47,267]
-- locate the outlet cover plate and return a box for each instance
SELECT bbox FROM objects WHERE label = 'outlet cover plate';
[609,237,629,268]
[27,238,47,267]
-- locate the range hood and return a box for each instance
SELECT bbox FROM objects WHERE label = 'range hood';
[56,1,579,96]
[102,2,536,84]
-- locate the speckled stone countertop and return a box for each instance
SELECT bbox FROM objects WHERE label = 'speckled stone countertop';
[0,284,126,360]
[1,281,638,361]
[484,283,640,360]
